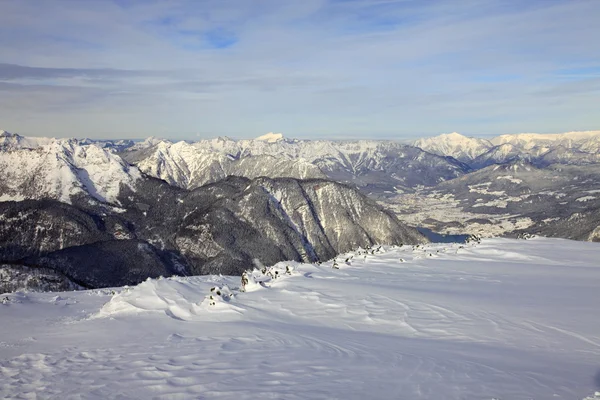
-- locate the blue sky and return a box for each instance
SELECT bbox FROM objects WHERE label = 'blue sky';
[0,0,599,140]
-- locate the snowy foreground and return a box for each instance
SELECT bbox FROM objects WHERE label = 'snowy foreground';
[2,239,600,399]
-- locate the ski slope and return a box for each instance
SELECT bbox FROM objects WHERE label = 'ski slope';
[1,238,600,399]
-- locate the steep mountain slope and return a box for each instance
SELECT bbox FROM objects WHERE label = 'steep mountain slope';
[123,135,470,193]
[123,175,426,275]
[469,143,528,169]
[0,175,425,287]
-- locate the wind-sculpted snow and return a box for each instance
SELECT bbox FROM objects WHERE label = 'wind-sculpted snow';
[1,238,599,399]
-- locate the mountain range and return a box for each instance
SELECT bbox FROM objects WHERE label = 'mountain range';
[0,130,426,289]
[414,130,600,168]
[121,134,470,194]
[2,128,600,291]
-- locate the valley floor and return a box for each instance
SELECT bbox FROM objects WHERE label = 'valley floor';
[1,238,600,399]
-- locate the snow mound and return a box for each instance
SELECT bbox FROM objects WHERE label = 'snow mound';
[94,277,243,321]
[255,132,284,143]
[241,263,297,292]
[95,263,300,320]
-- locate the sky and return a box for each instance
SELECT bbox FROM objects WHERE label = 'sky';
[0,0,599,141]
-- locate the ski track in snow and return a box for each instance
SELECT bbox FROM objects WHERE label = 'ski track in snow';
[1,238,600,399]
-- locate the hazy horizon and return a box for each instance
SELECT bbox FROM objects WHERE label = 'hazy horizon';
[4,127,600,144]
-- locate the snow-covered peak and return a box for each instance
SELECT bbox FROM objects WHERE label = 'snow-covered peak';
[413,132,493,162]
[255,132,284,143]
[0,130,56,150]
[441,132,469,140]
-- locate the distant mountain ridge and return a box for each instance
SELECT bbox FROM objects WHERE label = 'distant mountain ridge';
[4,128,600,198]
[413,132,493,163]
[3,127,600,251]
[414,130,600,168]
[119,134,469,194]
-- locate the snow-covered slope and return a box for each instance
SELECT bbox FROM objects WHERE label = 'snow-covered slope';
[413,132,493,162]
[1,238,599,399]
[0,139,141,204]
